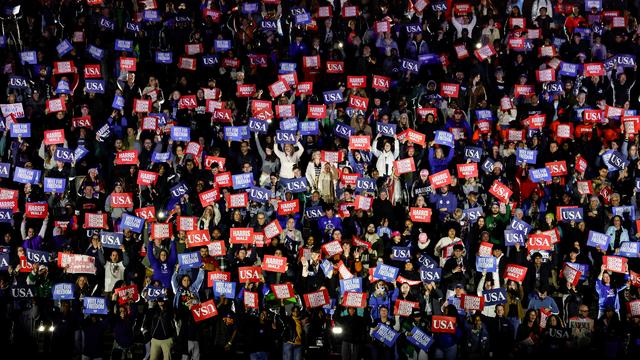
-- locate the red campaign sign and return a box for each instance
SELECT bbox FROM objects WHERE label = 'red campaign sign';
[556,123,573,138]
[222,58,240,69]
[340,173,358,186]
[237,84,256,97]
[349,135,371,150]
[191,300,218,322]
[461,294,485,311]
[508,17,526,28]
[477,121,491,133]
[545,160,568,176]
[538,45,556,58]
[151,223,172,239]
[576,180,593,195]
[341,5,359,17]
[238,266,262,283]
[478,242,493,256]
[321,150,343,163]
[504,264,528,282]
[372,75,390,91]
[53,60,76,74]
[186,230,211,248]
[536,68,556,83]
[46,98,66,113]
[347,76,366,88]
[111,193,133,208]
[185,43,203,55]
[270,283,294,299]
[253,232,266,247]
[115,150,139,165]
[342,292,368,308]
[526,114,546,129]
[428,169,452,189]
[326,61,345,74]
[212,109,233,122]
[583,63,605,77]
[207,241,227,257]
[134,98,151,113]
[527,233,553,251]
[322,240,344,257]
[185,142,202,157]
[375,20,390,33]
[119,57,137,72]
[348,95,369,111]
[244,291,259,308]
[178,57,197,70]
[605,105,623,119]
[629,300,640,316]
[303,55,320,69]
[394,157,416,175]
[84,213,107,229]
[206,99,223,112]
[264,219,282,239]
[409,207,432,223]
[354,195,373,210]
[214,172,232,187]
[207,271,231,287]
[507,129,525,141]
[583,109,604,123]
[178,95,197,109]
[394,299,418,317]
[199,187,220,207]
[561,263,582,287]
[454,44,469,59]
[268,79,290,98]
[25,203,48,218]
[228,193,248,208]
[603,256,628,274]
[474,44,496,61]
[317,6,332,17]
[142,116,157,131]
[402,129,427,146]
[624,117,639,134]
[612,16,627,28]
[296,82,313,95]
[72,116,92,128]
[263,255,288,273]
[278,72,297,86]
[431,316,457,334]
[135,206,156,222]
[84,64,102,78]
[630,270,640,287]
[307,104,326,119]
[514,85,535,97]
[277,199,300,216]
[416,107,437,119]
[303,289,330,308]
[44,129,65,145]
[508,37,525,49]
[276,104,295,118]
[457,163,478,178]
[489,180,513,203]
[115,284,140,304]
[177,216,198,231]
[440,83,460,98]
[205,156,226,170]
[230,228,254,244]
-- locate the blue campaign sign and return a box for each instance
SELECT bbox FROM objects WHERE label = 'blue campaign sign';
[54,147,74,163]
[475,109,494,121]
[339,277,362,294]
[248,187,272,203]
[407,326,434,352]
[100,231,123,249]
[249,118,268,133]
[171,126,191,141]
[320,259,333,277]
[323,90,344,104]
[476,256,497,272]
[143,286,167,301]
[510,218,531,235]
[587,230,611,250]
[612,206,636,220]
[504,230,525,246]
[464,146,482,162]
[516,149,537,164]
[155,51,173,64]
[305,206,323,219]
[213,281,236,298]
[10,123,30,138]
[275,130,297,144]
[390,247,411,262]
[13,167,41,184]
[121,213,144,233]
[214,40,232,52]
[112,95,125,110]
[52,283,75,300]
[420,266,442,283]
[434,131,454,147]
[377,122,396,137]
[178,252,202,269]
[372,323,400,347]
[83,297,108,315]
[232,173,254,190]
[224,126,250,141]
[26,248,54,264]
[115,39,133,52]
[619,241,640,258]
[0,209,12,223]
[170,182,189,198]
[480,158,495,173]
[374,264,399,282]
[299,120,319,135]
[355,177,376,193]
[529,168,551,183]
[280,118,298,131]
[0,247,8,270]
[334,122,355,139]
[401,58,420,73]
[88,45,105,60]
[56,39,73,57]
[608,150,629,170]
[482,288,507,306]
[282,177,308,193]
[85,79,105,94]
[152,152,172,163]
[44,177,66,193]
[417,254,438,269]
[464,207,484,223]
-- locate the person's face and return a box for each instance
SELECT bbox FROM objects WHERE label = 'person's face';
[181,276,191,288]
[110,251,119,262]
[287,218,295,229]
[115,139,123,149]
[454,248,463,258]
[159,251,168,262]
[579,306,589,318]
[380,307,388,318]
[333,230,342,241]
[384,142,391,151]
[529,311,537,321]
[448,229,456,238]
[496,305,505,316]
[238,249,246,260]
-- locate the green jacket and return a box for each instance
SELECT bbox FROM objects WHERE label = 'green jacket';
[485,205,511,245]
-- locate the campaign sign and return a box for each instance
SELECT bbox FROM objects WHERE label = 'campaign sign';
[464,146,482,162]
[26,249,53,264]
[238,266,262,283]
[262,255,287,273]
[83,297,108,315]
[100,232,123,249]
[52,283,74,300]
[516,149,537,164]
[529,168,552,183]
[44,177,66,193]
[390,247,411,262]
[374,264,399,283]
[420,266,442,283]
[504,264,528,282]
[407,326,434,352]
[305,206,323,219]
[340,277,363,294]
[178,252,202,269]
[282,177,308,194]
[303,289,330,308]
[476,256,497,272]
[372,323,400,347]
[482,288,507,305]
[504,230,525,246]
[434,131,454,147]
[213,281,236,299]
[232,173,253,190]
[275,130,297,144]
[191,300,218,322]
[461,294,485,311]
[120,214,144,233]
[248,118,268,134]
[299,121,319,135]
[619,242,640,258]
[584,230,612,251]
[248,187,272,203]
[431,316,457,334]
[557,207,584,222]
[377,122,396,137]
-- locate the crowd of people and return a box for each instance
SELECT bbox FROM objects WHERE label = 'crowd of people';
[1,0,640,359]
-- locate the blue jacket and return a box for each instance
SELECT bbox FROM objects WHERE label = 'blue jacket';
[148,241,177,288]
[172,268,205,309]
[428,147,454,174]
[430,191,457,220]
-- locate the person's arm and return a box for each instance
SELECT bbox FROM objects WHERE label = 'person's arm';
[371,135,382,157]
[477,272,487,296]
[192,267,206,291]
[444,147,455,163]
[254,132,266,160]
[392,137,400,159]
[96,247,105,265]
[147,241,158,268]
[428,147,436,165]
[122,248,129,267]
[38,141,47,161]
[20,218,27,240]
[451,16,463,37]
[171,267,179,294]
[294,141,304,159]
[273,143,285,159]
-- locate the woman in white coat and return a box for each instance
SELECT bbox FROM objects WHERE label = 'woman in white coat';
[273,138,304,179]
[371,133,399,177]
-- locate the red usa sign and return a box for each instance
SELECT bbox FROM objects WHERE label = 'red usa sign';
[73,116,92,128]
[262,255,288,273]
[409,207,432,223]
[431,316,457,334]
[326,61,344,74]
[191,299,218,322]
[230,228,254,244]
[489,180,512,203]
[527,233,552,251]
[186,230,211,248]
[238,266,262,283]
[348,95,368,111]
[372,75,390,91]
[428,169,452,189]
[84,64,102,78]
[135,206,156,222]
[111,193,133,208]
[178,95,197,109]
[545,160,568,176]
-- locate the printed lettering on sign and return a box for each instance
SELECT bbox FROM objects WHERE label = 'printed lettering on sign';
[264,219,282,239]
[230,228,254,244]
[428,170,452,189]
[238,266,262,283]
[431,316,457,334]
[461,294,485,310]
[304,289,330,308]
[489,180,512,203]
[409,207,432,223]
[191,300,218,322]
